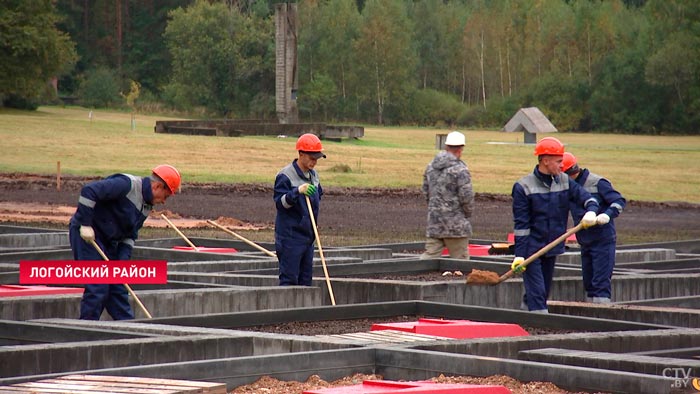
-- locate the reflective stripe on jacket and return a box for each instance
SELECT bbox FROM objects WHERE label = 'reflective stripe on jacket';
[570,168,626,245]
[70,174,153,246]
[512,166,599,258]
[274,160,323,241]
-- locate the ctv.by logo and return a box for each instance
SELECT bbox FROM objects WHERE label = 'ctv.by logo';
[662,367,700,390]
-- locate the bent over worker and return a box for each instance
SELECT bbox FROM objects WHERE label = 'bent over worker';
[69,165,181,320]
[511,138,599,313]
[420,131,474,260]
[274,133,325,286]
[562,152,626,303]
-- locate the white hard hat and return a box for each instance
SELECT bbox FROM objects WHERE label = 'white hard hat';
[445,131,465,146]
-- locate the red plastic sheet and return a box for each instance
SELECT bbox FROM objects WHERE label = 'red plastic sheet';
[0,285,84,297]
[304,380,511,394]
[371,318,528,339]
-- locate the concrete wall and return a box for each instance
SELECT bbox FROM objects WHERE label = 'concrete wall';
[0,233,69,250]
[0,287,322,320]
[557,248,676,265]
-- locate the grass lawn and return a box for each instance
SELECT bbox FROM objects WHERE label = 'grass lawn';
[1,106,699,203]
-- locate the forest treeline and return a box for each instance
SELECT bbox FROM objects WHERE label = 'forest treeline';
[2,0,699,134]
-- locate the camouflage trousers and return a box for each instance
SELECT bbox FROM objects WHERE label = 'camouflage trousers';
[419,237,469,260]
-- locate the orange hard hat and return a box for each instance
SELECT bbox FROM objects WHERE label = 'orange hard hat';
[152,164,181,194]
[562,152,577,172]
[534,137,565,156]
[296,133,323,152]
[562,152,580,175]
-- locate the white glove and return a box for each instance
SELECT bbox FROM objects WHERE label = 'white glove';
[79,225,95,242]
[581,211,597,229]
[596,213,610,225]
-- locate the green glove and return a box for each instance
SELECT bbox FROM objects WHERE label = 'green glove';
[298,183,317,196]
[511,257,526,274]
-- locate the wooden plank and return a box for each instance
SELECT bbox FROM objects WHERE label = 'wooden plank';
[318,330,450,345]
[12,382,178,394]
[329,332,385,343]
[4,375,226,394]
[337,332,383,340]
[34,379,198,394]
[371,332,417,343]
[64,375,225,390]
[317,334,376,343]
[377,330,447,341]
[45,379,200,394]
[61,375,226,394]
[6,382,131,394]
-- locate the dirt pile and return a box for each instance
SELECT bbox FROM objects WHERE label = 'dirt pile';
[229,373,606,394]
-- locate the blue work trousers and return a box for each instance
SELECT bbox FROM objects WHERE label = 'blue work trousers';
[69,225,134,320]
[581,238,616,299]
[522,255,557,311]
[276,238,315,286]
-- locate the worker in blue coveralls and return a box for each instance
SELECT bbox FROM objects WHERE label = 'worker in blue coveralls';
[510,137,600,313]
[274,133,325,286]
[562,152,626,304]
[69,165,181,320]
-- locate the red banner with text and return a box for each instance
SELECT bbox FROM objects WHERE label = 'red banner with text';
[19,260,168,284]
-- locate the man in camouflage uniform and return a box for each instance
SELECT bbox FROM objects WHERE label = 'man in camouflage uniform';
[420,131,474,260]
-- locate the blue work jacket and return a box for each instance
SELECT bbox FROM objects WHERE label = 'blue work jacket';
[512,166,599,258]
[274,160,323,242]
[570,168,626,245]
[70,174,153,256]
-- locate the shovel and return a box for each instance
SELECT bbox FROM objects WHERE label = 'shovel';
[160,213,199,252]
[88,239,153,318]
[206,219,277,257]
[466,222,584,285]
[305,195,336,306]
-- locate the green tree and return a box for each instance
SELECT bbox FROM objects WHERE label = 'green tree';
[643,1,700,132]
[79,67,121,108]
[462,3,488,108]
[299,0,361,120]
[353,0,416,124]
[584,3,659,133]
[122,1,191,94]
[645,32,696,107]
[440,2,469,98]
[298,0,324,88]
[0,0,77,107]
[301,73,336,121]
[317,0,361,102]
[163,0,274,116]
[407,88,465,127]
[589,47,665,133]
[571,0,620,86]
[411,0,450,91]
[55,0,191,96]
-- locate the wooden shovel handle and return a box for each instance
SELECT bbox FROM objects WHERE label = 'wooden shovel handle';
[497,222,584,283]
[160,213,199,252]
[305,195,336,306]
[206,220,276,257]
[88,239,153,318]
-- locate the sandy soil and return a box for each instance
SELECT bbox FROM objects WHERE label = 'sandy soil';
[1,172,698,244]
[230,373,606,394]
